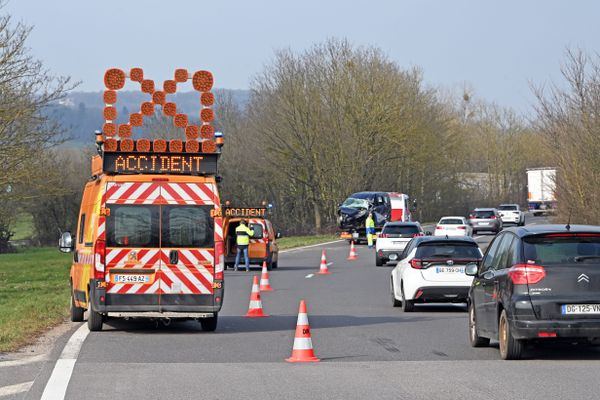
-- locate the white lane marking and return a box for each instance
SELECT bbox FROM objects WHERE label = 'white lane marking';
[41,324,89,400]
[305,274,314,278]
[280,240,344,254]
[327,262,333,266]
[0,381,34,397]
[0,354,47,368]
[474,236,486,240]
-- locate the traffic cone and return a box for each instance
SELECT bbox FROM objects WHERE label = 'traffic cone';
[318,250,331,275]
[245,276,269,317]
[259,261,274,291]
[286,300,319,363]
[347,241,358,261]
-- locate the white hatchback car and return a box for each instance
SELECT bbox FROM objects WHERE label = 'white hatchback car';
[390,236,483,312]
[375,222,424,266]
[498,204,525,226]
[434,216,473,237]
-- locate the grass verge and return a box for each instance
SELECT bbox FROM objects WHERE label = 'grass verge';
[0,247,71,352]
[278,234,340,250]
[12,212,34,241]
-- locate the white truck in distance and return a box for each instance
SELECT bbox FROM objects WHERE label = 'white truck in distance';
[527,168,557,217]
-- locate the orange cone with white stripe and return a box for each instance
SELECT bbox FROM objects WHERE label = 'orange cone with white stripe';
[259,261,274,291]
[347,241,358,260]
[318,250,331,275]
[286,300,319,363]
[245,276,269,317]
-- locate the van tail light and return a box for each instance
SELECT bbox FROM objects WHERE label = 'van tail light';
[458,226,466,230]
[508,264,546,285]
[214,241,224,281]
[410,259,423,269]
[94,239,106,280]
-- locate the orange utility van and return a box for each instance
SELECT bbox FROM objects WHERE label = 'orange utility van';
[59,67,225,331]
[221,207,280,270]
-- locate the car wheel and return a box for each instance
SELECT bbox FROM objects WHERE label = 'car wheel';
[272,261,278,269]
[472,230,477,235]
[498,309,523,360]
[391,279,401,307]
[200,313,218,332]
[70,291,84,322]
[468,303,490,347]
[401,284,414,312]
[87,301,104,332]
[376,254,383,267]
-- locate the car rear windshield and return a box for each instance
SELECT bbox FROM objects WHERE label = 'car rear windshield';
[107,205,214,248]
[440,219,464,225]
[472,210,494,218]
[523,234,600,265]
[383,225,420,236]
[416,243,481,259]
[499,205,518,211]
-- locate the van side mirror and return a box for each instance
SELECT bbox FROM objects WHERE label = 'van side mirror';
[276,232,282,239]
[59,231,74,253]
[465,262,479,276]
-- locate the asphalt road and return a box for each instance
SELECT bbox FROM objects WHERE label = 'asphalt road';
[4,214,600,400]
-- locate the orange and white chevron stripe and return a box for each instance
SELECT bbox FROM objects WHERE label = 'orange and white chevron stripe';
[104,182,218,205]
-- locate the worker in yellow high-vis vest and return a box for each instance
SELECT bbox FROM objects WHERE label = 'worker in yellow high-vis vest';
[366,212,376,248]
[234,219,254,271]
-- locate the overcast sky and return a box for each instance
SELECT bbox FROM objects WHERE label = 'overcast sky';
[5,0,599,111]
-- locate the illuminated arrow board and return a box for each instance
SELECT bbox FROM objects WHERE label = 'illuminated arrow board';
[103,152,219,175]
[222,207,267,218]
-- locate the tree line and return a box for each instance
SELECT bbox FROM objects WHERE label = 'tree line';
[0,17,598,251]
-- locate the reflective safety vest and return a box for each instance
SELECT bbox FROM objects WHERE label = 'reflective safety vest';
[236,224,254,246]
[366,216,375,229]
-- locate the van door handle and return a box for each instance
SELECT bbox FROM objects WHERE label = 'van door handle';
[169,250,179,264]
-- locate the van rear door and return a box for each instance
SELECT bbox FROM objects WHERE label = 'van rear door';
[523,233,600,320]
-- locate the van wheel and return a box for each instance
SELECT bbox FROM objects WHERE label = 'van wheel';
[70,292,84,322]
[469,303,489,347]
[200,314,218,332]
[87,302,104,332]
[391,279,401,307]
[499,310,523,360]
[401,284,414,312]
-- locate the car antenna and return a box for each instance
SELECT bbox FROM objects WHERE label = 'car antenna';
[566,207,573,231]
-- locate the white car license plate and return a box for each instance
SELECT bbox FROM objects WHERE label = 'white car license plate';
[561,304,600,315]
[435,266,465,273]
[113,274,150,284]
[478,222,489,226]
[352,232,359,239]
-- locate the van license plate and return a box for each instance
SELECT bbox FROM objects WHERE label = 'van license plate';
[562,304,600,315]
[113,274,150,284]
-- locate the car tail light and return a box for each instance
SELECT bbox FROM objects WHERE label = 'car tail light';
[410,259,423,269]
[508,264,546,285]
[489,215,496,219]
[413,233,423,237]
[379,233,388,238]
[436,226,443,230]
[458,226,466,230]
[538,331,557,338]
[94,239,106,280]
[378,250,383,257]
[214,241,224,281]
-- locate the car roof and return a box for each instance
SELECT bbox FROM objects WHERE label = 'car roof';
[503,224,600,238]
[349,191,388,199]
[384,221,420,226]
[439,216,465,220]
[499,203,518,207]
[412,236,478,245]
[473,207,496,211]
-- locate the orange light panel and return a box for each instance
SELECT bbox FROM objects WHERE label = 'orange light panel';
[200,124,214,138]
[174,114,188,128]
[163,102,177,117]
[130,67,144,82]
[185,126,199,139]
[103,106,117,121]
[120,139,134,152]
[130,113,144,127]
[152,91,166,105]
[153,139,167,152]
[175,69,188,82]
[103,122,117,137]
[136,138,151,152]
[118,124,132,138]
[141,102,154,116]
[192,70,214,92]
[169,140,183,153]
[202,139,217,153]
[104,68,126,90]
[104,138,118,152]
[164,80,177,94]
[104,90,117,104]
[201,92,214,106]
[141,79,155,94]
[200,108,214,122]
[185,140,199,153]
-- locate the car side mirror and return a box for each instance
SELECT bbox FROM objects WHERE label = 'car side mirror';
[59,231,74,253]
[276,232,282,239]
[465,262,479,276]
[425,231,432,236]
